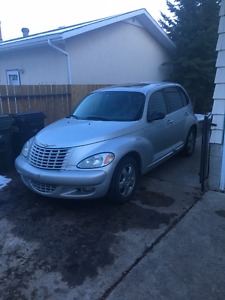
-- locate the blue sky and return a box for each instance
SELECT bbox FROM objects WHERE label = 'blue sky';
[0,0,168,40]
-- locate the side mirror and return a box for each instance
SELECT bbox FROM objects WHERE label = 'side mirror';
[148,111,166,122]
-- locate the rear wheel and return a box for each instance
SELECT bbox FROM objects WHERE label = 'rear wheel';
[182,127,196,156]
[107,156,139,203]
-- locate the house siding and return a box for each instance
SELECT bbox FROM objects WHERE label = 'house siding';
[209,0,225,191]
[0,15,173,85]
[66,22,171,84]
[0,46,68,85]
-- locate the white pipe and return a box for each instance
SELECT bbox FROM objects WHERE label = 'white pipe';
[48,39,72,84]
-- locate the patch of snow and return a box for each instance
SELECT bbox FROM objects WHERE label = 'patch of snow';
[195,114,205,122]
[0,175,12,190]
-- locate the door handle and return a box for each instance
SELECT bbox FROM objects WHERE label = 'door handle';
[167,120,174,124]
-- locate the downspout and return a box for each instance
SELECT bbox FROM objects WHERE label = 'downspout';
[48,39,72,84]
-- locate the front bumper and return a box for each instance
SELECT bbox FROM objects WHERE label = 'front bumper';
[15,155,110,199]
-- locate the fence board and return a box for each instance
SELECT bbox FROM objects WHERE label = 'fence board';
[0,84,107,125]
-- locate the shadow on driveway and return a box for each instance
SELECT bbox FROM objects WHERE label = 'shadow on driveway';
[0,135,202,299]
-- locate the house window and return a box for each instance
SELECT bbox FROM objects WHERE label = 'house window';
[6,70,21,85]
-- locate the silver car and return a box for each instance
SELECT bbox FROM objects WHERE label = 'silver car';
[15,82,198,203]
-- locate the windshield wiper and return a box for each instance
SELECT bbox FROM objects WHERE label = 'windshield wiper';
[85,116,110,121]
[66,114,80,119]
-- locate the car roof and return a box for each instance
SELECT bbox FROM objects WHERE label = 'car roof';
[95,82,181,95]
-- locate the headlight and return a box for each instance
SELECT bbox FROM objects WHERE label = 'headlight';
[21,140,31,157]
[78,153,115,169]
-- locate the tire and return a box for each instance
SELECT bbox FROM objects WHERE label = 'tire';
[107,156,139,204]
[182,127,196,156]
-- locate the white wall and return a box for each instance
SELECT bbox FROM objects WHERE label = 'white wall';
[0,46,68,85]
[66,22,171,84]
[209,0,225,191]
[0,22,172,85]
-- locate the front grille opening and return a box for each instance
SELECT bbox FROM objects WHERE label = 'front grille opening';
[30,180,57,194]
[29,143,71,170]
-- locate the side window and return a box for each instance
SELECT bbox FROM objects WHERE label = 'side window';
[179,89,190,106]
[164,87,184,113]
[148,91,167,118]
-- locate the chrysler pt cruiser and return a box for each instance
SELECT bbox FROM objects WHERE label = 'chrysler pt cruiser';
[15,82,198,203]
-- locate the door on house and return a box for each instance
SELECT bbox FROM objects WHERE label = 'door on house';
[6,70,21,85]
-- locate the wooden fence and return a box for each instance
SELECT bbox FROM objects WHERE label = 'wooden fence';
[0,84,106,125]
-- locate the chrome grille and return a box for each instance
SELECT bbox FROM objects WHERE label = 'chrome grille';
[29,143,70,170]
[30,180,56,194]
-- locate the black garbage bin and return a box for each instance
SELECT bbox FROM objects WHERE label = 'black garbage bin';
[12,112,46,157]
[0,114,14,172]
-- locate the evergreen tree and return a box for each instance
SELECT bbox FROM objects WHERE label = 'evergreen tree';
[160,0,221,113]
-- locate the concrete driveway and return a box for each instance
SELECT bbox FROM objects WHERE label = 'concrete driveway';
[0,136,202,300]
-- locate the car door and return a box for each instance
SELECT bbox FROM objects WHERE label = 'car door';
[163,87,188,150]
[144,90,173,164]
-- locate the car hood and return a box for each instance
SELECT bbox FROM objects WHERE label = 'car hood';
[34,118,141,148]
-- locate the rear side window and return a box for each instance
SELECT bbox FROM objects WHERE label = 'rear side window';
[164,87,184,113]
[148,91,167,117]
[180,89,190,106]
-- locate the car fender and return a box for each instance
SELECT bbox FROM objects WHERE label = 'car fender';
[68,133,154,175]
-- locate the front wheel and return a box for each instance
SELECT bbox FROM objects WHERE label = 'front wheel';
[107,156,139,204]
[182,127,196,156]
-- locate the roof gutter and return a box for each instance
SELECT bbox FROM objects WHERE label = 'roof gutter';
[48,39,72,84]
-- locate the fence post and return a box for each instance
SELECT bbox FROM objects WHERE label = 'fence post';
[199,114,214,192]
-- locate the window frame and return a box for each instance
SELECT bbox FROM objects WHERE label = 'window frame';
[147,90,168,121]
[6,69,21,86]
[163,86,188,114]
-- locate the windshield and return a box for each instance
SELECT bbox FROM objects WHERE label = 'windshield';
[71,91,145,121]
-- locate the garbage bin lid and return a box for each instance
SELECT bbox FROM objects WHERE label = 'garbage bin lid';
[0,114,14,130]
[12,112,46,118]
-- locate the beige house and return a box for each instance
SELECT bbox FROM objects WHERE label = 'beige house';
[0,9,176,85]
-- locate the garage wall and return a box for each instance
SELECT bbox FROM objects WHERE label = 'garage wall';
[0,22,172,85]
[0,46,68,85]
[66,22,171,84]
